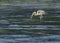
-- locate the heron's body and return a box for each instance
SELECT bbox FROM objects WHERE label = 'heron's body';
[31,10,46,20]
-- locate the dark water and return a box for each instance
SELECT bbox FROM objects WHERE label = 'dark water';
[0,0,60,43]
[0,8,60,43]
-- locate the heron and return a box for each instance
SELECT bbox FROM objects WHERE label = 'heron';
[31,10,46,20]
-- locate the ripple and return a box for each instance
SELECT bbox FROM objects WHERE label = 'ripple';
[0,25,59,30]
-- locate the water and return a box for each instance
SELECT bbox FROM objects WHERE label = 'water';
[0,0,60,43]
[0,9,60,43]
[0,13,60,43]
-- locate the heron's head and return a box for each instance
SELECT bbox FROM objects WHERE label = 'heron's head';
[37,10,46,15]
[32,12,36,15]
